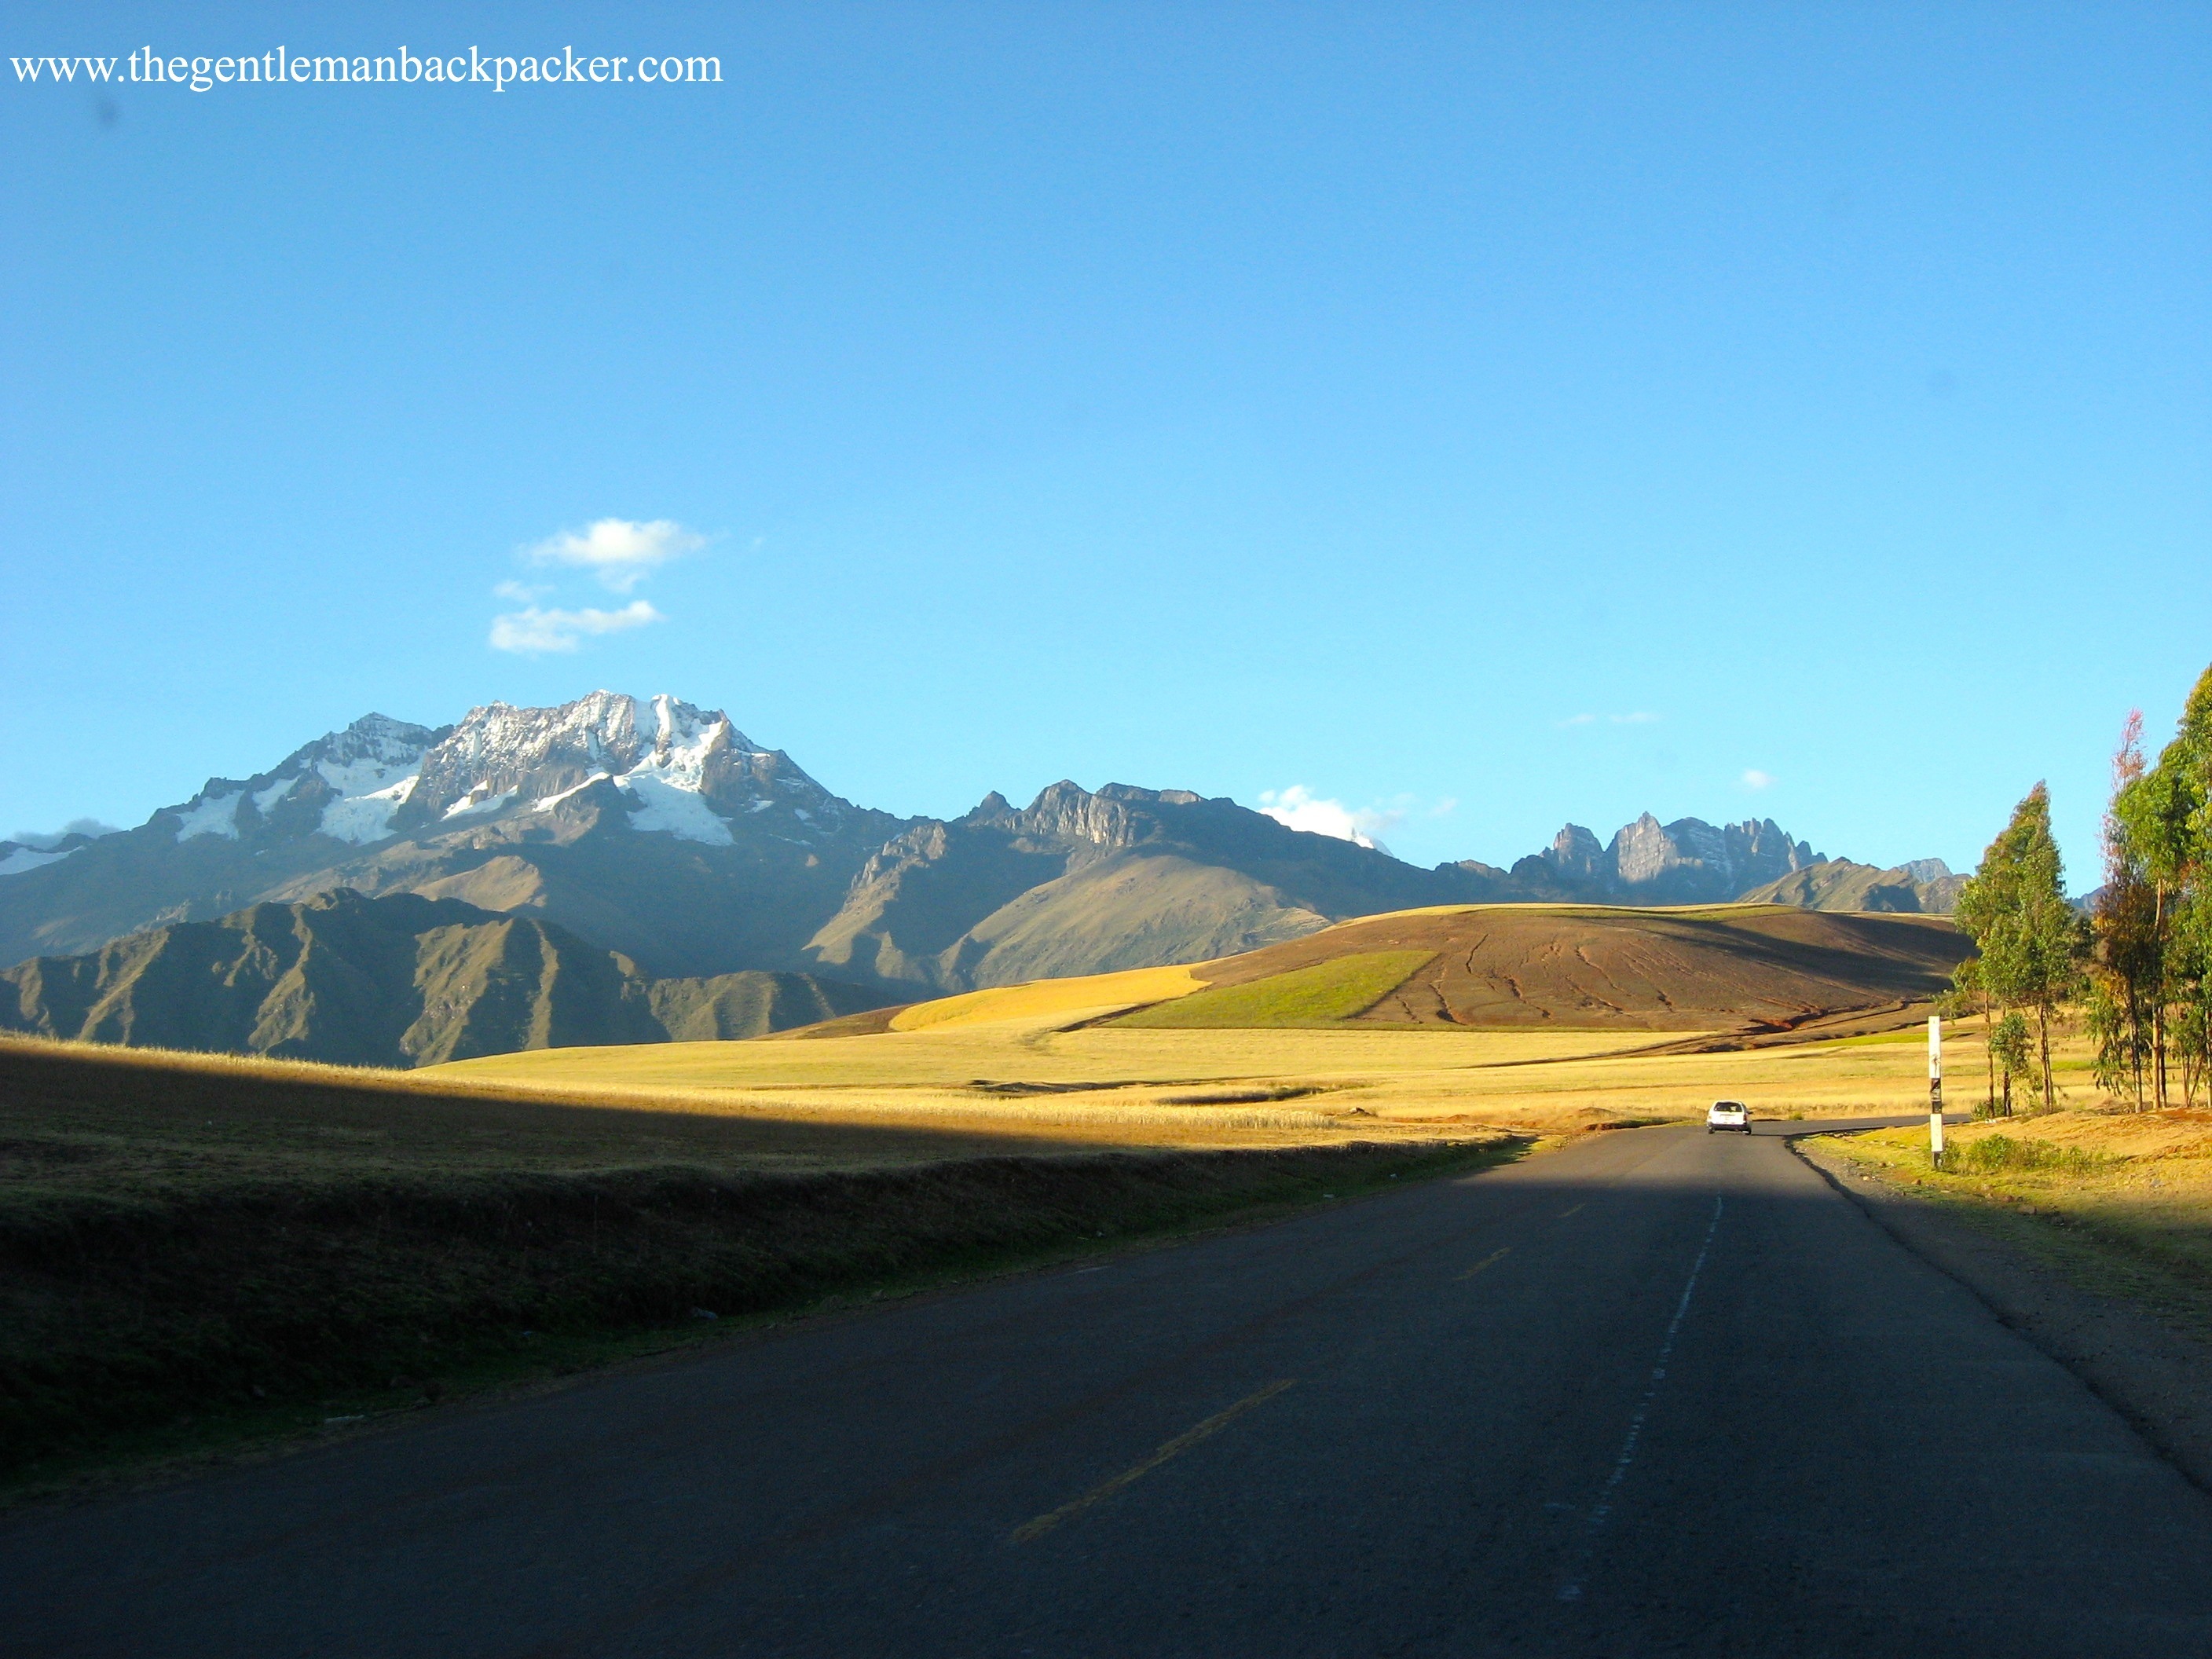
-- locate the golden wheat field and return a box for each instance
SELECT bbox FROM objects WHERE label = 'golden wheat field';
[430,998,1992,1148]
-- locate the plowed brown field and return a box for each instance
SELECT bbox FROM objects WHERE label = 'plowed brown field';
[1196,904,1969,1031]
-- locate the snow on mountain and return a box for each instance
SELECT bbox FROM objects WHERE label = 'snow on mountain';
[617,697,738,846]
[138,694,852,855]
[401,690,844,848]
[174,790,245,840]
[532,774,609,811]
[0,844,79,877]
[310,715,435,844]
[0,822,120,877]
[157,712,445,848]
[319,767,419,844]
[441,789,518,821]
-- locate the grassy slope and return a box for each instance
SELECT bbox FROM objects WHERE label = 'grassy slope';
[777,899,1964,1046]
[1113,951,1435,1028]
[1734,862,1913,912]
[947,854,1334,989]
[887,963,1207,1031]
[649,972,891,1042]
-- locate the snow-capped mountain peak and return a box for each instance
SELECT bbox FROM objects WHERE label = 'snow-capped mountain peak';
[392,691,849,847]
[163,712,447,847]
[134,694,855,854]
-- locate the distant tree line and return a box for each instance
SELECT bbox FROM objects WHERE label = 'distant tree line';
[1949,663,2212,1115]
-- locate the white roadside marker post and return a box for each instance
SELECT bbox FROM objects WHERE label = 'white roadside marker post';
[1928,1014,1944,1170]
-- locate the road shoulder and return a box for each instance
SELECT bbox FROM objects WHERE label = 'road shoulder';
[1794,1135,2212,1494]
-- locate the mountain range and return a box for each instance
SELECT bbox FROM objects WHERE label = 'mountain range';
[0,690,1962,998]
[0,888,888,1067]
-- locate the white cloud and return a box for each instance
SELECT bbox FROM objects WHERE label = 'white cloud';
[526,518,706,592]
[1741,768,1774,790]
[493,579,552,602]
[489,600,665,655]
[9,817,121,849]
[1256,786,1399,853]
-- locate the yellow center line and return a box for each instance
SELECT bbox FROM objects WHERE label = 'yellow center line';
[1007,1379,1297,1545]
[1456,1247,1511,1280]
[1558,1203,1586,1219]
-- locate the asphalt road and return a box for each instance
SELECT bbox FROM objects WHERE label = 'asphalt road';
[7,1119,2211,1657]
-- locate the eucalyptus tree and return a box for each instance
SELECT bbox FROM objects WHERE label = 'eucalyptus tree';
[2114,665,2212,1107]
[2089,716,2157,1108]
[1957,784,2086,1113]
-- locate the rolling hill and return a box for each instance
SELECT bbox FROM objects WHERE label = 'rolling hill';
[1121,903,1971,1032]
[782,902,1975,1043]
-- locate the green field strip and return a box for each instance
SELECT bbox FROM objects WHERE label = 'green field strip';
[1110,950,1437,1029]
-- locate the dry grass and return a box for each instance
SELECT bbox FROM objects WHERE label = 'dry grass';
[1807,1028,2212,1339]
[7,990,2004,1185]
[428,1020,1678,1141]
[887,963,1207,1031]
[426,1001,1994,1147]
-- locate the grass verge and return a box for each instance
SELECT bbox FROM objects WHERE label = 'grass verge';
[0,1137,1518,1502]
[1808,1112,2212,1342]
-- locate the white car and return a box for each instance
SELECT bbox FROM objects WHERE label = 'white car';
[1706,1100,1751,1134]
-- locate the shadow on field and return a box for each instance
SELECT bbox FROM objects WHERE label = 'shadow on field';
[0,1040,1523,1492]
[0,1036,1120,1176]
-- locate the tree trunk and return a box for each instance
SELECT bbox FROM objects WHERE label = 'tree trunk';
[2135,988,2147,1111]
[2154,884,2169,1110]
[2036,1002,2055,1114]
[1984,1002,1997,1112]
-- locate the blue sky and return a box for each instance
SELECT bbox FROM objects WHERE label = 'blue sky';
[5,3,2206,883]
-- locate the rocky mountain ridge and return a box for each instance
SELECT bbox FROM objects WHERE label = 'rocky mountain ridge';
[806,781,1518,992]
[1497,813,1824,905]
[0,888,890,1067]
[150,692,862,853]
[0,691,1965,1001]
[0,694,908,980]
